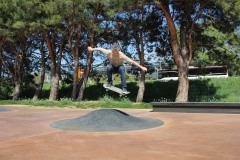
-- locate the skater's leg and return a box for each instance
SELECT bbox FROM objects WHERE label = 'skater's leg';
[106,64,113,86]
[118,65,127,90]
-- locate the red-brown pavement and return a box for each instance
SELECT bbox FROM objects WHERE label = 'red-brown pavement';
[0,105,240,160]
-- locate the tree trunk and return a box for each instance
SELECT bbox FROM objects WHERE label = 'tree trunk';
[175,64,189,102]
[32,36,46,101]
[12,80,21,100]
[77,4,101,101]
[49,73,59,101]
[77,32,94,101]
[136,2,146,103]
[32,69,45,101]
[71,56,79,100]
[175,2,189,102]
[0,38,23,100]
[156,1,188,102]
[136,73,145,102]
[69,24,81,100]
[136,48,146,102]
[136,41,146,103]
[12,47,24,100]
[46,32,64,101]
[0,38,4,84]
[77,48,93,101]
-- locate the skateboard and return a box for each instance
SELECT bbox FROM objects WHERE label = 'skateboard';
[103,84,130,96]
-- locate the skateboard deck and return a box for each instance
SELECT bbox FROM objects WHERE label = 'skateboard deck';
[103,84,130,96]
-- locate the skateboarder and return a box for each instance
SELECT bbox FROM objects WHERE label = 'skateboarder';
[88,43,147,94]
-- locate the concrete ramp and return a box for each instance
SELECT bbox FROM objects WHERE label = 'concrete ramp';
[50,109,164,132]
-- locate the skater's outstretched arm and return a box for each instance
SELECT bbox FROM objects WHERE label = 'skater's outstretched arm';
[87,46,108,53]
[126,58,148,72]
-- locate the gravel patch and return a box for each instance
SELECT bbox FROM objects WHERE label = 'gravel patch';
[50,109,164,132]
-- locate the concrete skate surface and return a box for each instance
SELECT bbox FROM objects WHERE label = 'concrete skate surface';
[0,105,240,160]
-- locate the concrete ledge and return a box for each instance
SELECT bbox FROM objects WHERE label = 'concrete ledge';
[151,102,240,114]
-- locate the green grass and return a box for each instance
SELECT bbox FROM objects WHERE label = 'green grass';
[1,77,240,109]
[207,78,240,102]
[0,96,152,109]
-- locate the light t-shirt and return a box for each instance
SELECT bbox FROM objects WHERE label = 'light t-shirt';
[102,49,132,67]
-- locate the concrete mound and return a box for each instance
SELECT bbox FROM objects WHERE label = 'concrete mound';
[50,109,164,132]
[0,107,11,112]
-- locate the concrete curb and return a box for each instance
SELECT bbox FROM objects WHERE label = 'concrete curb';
[151,102,240,113]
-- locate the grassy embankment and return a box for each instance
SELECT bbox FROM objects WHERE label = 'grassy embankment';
[0,77,240,109]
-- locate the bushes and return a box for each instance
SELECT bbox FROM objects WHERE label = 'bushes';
[84,78,240,102]
[1,77,240,102]
[0,79,13,100]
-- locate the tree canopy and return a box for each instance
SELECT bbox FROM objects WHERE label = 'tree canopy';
[0,0,239,101]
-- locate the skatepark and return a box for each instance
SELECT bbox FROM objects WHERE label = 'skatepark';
[1,0,240,159]
[1,104,240,160]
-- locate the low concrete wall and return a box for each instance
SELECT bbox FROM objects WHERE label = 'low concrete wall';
[151,102,240,114]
